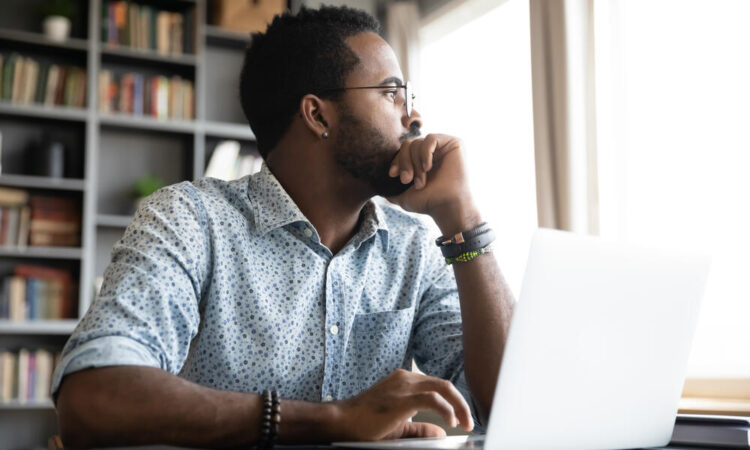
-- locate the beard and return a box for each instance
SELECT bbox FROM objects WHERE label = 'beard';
[333,106,421,197]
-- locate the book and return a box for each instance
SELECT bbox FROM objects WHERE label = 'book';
[17,205,31,248]
[0,351,15,401]
[11,56,25,103]
[1,53,18,101]
[34,62,50,104]
[14,265,74,319]
[44,65,59,106]
[9,276,26,321]
[16,348,28,402]
[34,349,53,400]
[4,206,19,247]
[0,187,29,206]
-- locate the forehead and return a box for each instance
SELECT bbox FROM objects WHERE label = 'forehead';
[344,32,404,85]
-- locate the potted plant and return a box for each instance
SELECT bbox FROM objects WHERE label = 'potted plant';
[40,0,75,42]
[131,174,164,212]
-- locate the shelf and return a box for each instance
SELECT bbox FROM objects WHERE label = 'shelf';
[0,320,78,335]
[204,25,251,49]
[101,44,198,67]
[99,113,197,133]
[97,214,132,228]
[0,29,88,52]
[0,101,88,122]
[203,121,256,140]
[0,246,83,260]
[0,399,55,410]
[0,175,85,191]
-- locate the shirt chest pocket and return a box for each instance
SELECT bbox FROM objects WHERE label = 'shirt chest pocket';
[346,306,415,393]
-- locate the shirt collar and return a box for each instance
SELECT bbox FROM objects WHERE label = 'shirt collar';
[247,163,390,250]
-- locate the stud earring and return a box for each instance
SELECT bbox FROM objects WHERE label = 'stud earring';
[322,131,329,139]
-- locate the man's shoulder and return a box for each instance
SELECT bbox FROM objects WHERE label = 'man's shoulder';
[150,176,253,214]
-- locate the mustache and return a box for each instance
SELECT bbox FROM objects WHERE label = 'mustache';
[399,123,422,142]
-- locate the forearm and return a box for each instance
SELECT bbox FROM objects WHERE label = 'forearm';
[433,207,515,423]
[453,254,514,423]
[56,365,339,448]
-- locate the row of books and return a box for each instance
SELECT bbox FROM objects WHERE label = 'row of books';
[0,349,61,403]
[102,1,195,55]
[98,70,194,120]
[0,188,81,248]
[0,264,76,320]
[0,53,87,108]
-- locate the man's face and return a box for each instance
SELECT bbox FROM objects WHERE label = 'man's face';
[331,32,422,197]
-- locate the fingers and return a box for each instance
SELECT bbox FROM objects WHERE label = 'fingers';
[389,135,439,190]
[416,379,474,432]
[399,422,447,439]
[409,391,459,428]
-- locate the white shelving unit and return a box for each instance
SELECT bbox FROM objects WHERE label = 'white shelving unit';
[0,0,260,446]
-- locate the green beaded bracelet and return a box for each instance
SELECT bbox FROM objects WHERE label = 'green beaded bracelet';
[445,245,493,265]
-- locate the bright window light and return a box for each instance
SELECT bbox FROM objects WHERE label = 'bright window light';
[418,0,537,296]
[595,0,750,377]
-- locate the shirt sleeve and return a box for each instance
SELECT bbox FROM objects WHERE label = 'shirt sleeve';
[50,183,211,401]
[411,248,486,433]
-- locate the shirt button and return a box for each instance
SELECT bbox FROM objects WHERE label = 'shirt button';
[325,395,333,402]
[330,325,339,335]
[304,228,313,238]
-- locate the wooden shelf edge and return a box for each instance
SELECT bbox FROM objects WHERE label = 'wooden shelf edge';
[203,121,256,140]
[99,113,197,133]
[0,319,78,335]
[0,399,55,410]
[97,214,133,228]
[679,397,750,416]
[0,174,86,191]
[0,101,88,121]
[0,246,83,260]
[100,45,198,66]
[0,29,88,51]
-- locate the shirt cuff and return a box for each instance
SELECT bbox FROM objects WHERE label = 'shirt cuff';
[50,335,162,403]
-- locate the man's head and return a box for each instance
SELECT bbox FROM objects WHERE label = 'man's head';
[239,5,422,197]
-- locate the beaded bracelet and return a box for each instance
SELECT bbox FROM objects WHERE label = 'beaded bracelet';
[445,245,493,265]
[258,389,281,449]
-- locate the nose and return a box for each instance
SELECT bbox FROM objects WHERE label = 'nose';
[403,107,423,131]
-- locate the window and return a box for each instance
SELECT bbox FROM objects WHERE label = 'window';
[418,0,537,296]
[594,0,750,378]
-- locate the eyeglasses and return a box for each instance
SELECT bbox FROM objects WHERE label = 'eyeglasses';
[318,81,415,117]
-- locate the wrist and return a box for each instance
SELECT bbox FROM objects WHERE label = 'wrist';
[277,399,342,444]
[431,201,483,236]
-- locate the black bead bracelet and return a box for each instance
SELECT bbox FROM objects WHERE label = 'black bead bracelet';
[258,389,281,449]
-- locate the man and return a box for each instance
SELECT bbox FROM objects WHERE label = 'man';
[53,6,514,448]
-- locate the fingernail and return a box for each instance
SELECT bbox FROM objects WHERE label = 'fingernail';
[389,165,398,177]
[400,170,410,183]
[414,177,423,189]
[423,162,428,171]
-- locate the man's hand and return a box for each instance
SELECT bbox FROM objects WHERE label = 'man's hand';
[387,134,481,235]
[332,368,474,441]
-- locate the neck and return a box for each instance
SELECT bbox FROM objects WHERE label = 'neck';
[265,138,372,255]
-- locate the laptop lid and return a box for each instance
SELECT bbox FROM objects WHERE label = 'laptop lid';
[485,228,710,449]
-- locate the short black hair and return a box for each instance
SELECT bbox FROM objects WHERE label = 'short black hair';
[239,5,381,158]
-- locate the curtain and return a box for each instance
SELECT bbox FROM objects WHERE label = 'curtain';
[529,0,599,234]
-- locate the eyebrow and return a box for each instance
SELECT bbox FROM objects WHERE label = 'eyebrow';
[379,76,404,86]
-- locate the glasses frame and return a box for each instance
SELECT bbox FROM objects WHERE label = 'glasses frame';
[318,81,414,117]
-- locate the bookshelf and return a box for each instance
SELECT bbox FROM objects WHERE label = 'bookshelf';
[0,0,262,447]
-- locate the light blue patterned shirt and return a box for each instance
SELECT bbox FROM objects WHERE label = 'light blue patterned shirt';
[51,163,480,427]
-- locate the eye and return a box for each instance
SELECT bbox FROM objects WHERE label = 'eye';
[384,90,398,101]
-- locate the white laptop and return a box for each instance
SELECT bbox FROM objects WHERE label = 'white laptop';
[334,228,711,450]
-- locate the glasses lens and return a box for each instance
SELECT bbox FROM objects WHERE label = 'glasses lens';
[405,81,412,117]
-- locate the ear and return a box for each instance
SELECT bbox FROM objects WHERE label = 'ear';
[299,94,334,139]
